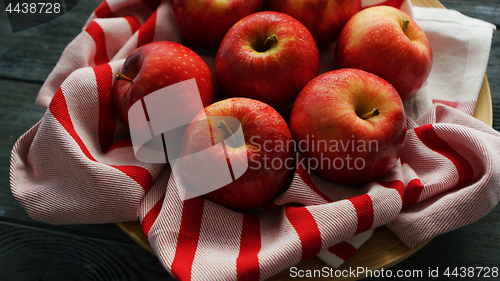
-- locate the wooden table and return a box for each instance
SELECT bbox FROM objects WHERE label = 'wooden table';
[0,0,499,280]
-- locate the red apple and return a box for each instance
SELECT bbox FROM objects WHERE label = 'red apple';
[267,0,361,48]
[215,11,320,116]
[112,41,217,126]
[178,97,294,210]
[289,68,407,185]
[170,0,264,49]
[335,5,433,101]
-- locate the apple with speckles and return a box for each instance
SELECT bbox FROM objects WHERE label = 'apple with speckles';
[289,68,407,185]
[267,0,361,47]
[171,0,264,48]
[335,6,433,101]
[215,11,319,116]
[112,41,217,126]
[178,97,295,210]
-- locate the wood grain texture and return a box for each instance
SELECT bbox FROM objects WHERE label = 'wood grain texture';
[0,223,173,281]
[0,0,100,83]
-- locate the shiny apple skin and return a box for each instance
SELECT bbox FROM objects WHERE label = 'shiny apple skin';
[112,41,217,126]
[215,11,319,116]
[289,68,407,185]
[335,6,433,101]
[179,97,294,210]
[267,0,361,47]
[171,0,264,48]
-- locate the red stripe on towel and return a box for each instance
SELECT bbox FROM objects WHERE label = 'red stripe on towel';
[328,241,357,262]
[94,64,116,153]
[415,125,475,187]
[286,205,322,261]
[349,194,374,235]
[141,194,165,238]
[236,212,261,281]
[171,197,205,281]
[86,21,109,65]
[137,10,157,47]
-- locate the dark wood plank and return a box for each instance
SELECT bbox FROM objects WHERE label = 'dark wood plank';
[0,222,173,281]
[0,0,102,83]
[440,0,500,25]
[489,32,500,131]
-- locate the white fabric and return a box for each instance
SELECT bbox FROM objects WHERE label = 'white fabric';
[404,7,496,119]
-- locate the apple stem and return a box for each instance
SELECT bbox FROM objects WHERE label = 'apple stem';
[263,34,278,51]
[217,120,237,144]
[116,73,134,82]
[402,19,410,33]
[360,108,380,120]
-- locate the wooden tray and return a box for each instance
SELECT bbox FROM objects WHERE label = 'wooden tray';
[117,0,494,279]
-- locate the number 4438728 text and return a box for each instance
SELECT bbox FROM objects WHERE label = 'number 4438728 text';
[442,267,498,278]
[5,2,61,14]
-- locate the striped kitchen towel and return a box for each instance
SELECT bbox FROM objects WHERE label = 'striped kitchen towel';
[9,0,499,280]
